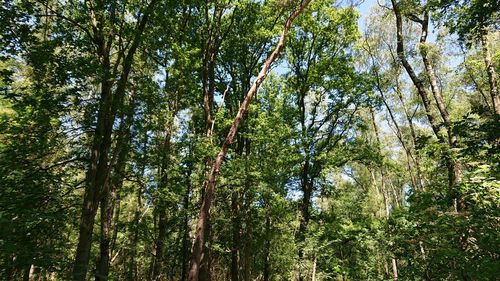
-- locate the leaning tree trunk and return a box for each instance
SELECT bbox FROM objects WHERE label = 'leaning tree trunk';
[390,0,442,139]
[187,2,312,280]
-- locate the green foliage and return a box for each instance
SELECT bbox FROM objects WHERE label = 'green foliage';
[1,0,499,280]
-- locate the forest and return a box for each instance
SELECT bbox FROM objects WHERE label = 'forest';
[0,0,499,280]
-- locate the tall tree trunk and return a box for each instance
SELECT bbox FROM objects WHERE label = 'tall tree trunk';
[480,29,500,114]
[311,256,317,281]
[73,71,113,281]
[366,48,419,190]
[418,11,460,188]
[187,2,312,279]
[230,189,240,281]
[394,75,425,187]
[180,169,192,281]
[127,191,141,281]
[72,2,157,279]
[150,127,173,281]
[371,108,399,280]
[96,94,135,281]
[390,0,442,140]
[298,164,312,281]
[263,216,271,281]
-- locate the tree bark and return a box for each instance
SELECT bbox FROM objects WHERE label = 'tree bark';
[187,2,312,280]
[230,189,240,281]
[72,1,157,279]
[150,123,174,281]
[96,94,135,281]
[263,216,271,281]
[417,11,460,188]
[390,0,442,140]
[480,29,500,114]
[180,169,192,281]
[371,108,399,280]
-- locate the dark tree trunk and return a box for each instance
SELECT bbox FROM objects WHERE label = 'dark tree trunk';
[263,216,271,281]
[390,0,442,140]
[96,94,135,281]
[230,189,240,281]
[127,188,143,281]
[150,128,173,281]
[180,169,192,281]
[72,2,157,279]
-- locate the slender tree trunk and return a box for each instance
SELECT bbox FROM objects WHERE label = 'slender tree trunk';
[230,189,240,281]
[371,108,399,280]
[311,256,317,281]
[298,165,312,281]
[263,216,271,281]
[96,188,113,281]
[187,2,312,279]
[367,56,419,190]
[180,169,192,281]
[394,76,425,187]
[127,195,140,281]
[480,29,500,114]
[150,129,173,281]
[392,258,398,280]
[73,73,113,281]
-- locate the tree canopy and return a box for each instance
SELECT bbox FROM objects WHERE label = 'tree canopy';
[0,0,498,280]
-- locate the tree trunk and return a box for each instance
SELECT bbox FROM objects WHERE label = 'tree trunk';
[417,11,460,189]
[72,2,157,279]
[230,189,240,281]
[180,169,192,281]
[187,2,312,279]
[73,68,113,281]
[371,108,399,280]
[394,75,425,187]
[127,188,143,281]
[311,256,317,281]
[480,29,500,114]
[96,94,135,281]
[390,0,442,140]
[150,127,173,281]
[263,216,271,281]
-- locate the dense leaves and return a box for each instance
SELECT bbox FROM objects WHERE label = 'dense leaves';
[0,0,498,280]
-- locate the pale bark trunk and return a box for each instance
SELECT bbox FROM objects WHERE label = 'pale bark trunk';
[187,2,312,279]
[394,77,425,187]
[390,0,442,140]
[371,108,399,280]
[392,258,398,280]
[311,256,317,281]
[480,30,500,114]
[418,12,460,189]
